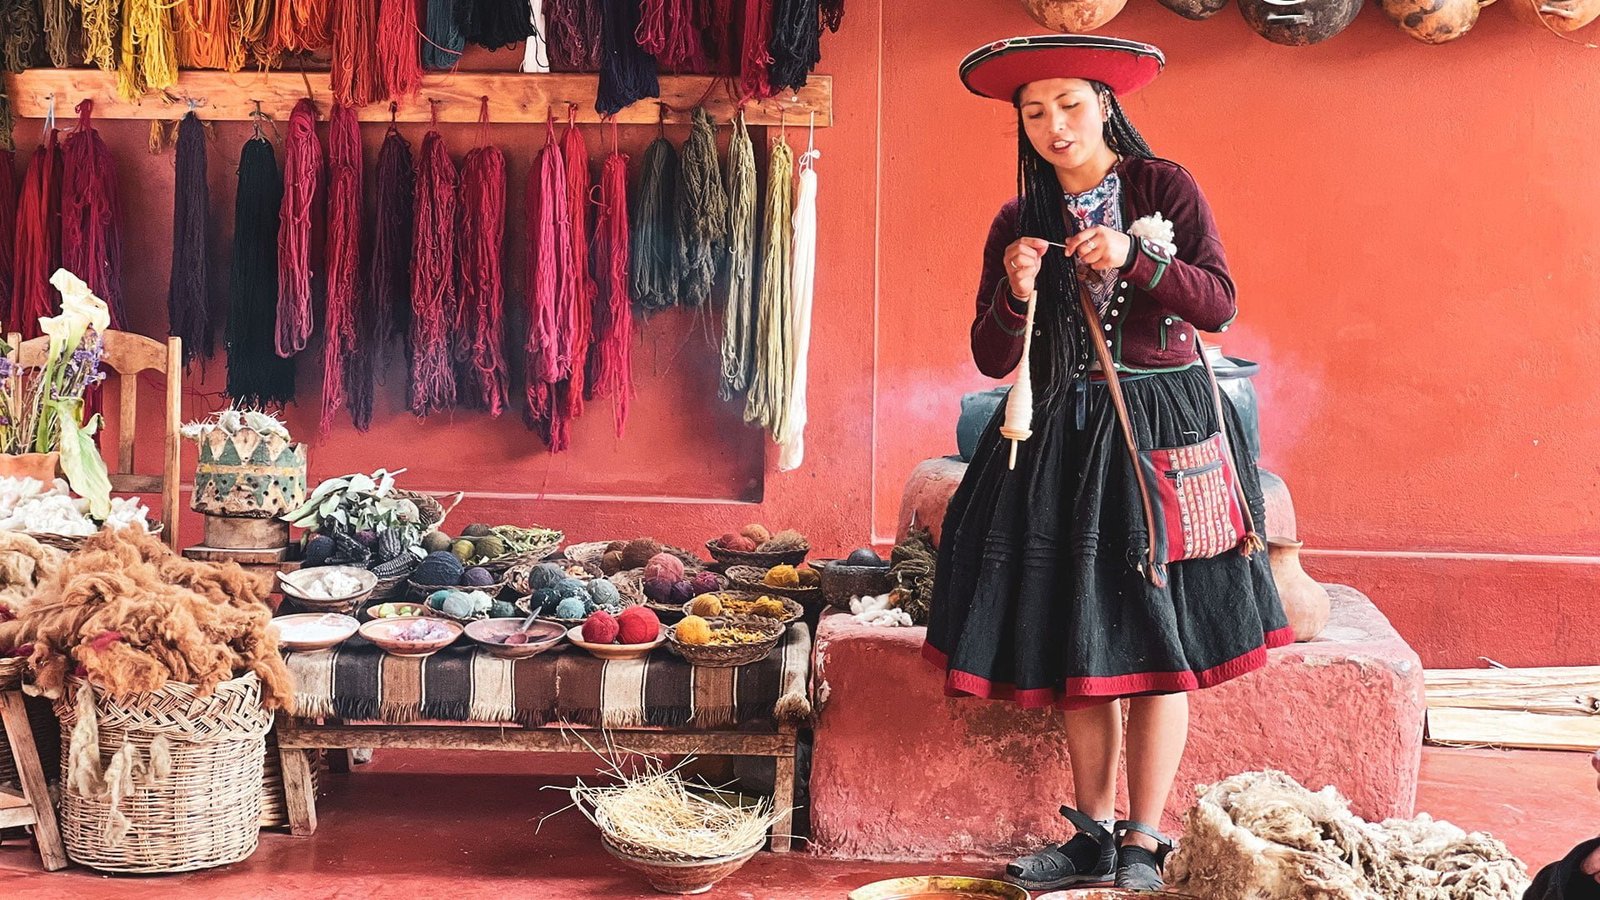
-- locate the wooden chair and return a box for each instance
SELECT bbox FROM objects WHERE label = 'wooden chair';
[0,676,66,870]
[8,331,183,550]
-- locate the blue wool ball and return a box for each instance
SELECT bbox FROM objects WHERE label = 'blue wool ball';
[442,593,474,619]
[490,600,517,618]
[588,579,621,608]
[555,578,588,600]
[530,586,562,613]
[427,589,453,610]
[554,597,588,619]
[525,564,567,591]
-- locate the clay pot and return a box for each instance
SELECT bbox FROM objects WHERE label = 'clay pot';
[1257,469,1297,542]
[1268,538,1330,642]
[1507,0,1600,32]
[0,451,62,483]
[1238,0,1361,45]
[1380,0,1493,42]
[1159,0,1230,19]
[1021,0,1129,32]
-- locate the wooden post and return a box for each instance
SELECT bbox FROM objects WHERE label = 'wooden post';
[0,690,67,870]
[279,738,319,836]
[769,722,797,853]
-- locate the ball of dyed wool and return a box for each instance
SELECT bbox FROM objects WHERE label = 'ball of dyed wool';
[415,550,466,586]
[618,606,661,645]
[643,576,676,602]
[554,597,588,620]
[525,563,568,591]
[583,610,620,644]
[427,589,453,610]
[600,551,626,574]
[797,566,820,587]
[752,597,787,620]
[689,594,723,617]
[490,600,517,618]
[461,567,495,587]
[621,538,664,569]
[530,586,562,613]
[674,615,712,646]
[763,565,800,588]
[740,523,771,544]
[555,578,588,601]
[719,532,757,552]
[689,571,720,596]
[588,578,622,609]
[643,552,685,582]
[442,592,475,619]
[604,540,628,554]
[668,580,695,606]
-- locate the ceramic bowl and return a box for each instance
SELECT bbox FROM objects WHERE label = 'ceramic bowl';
[358,615,463,658]
[271,613,360,652]
[277,566,379,613]
[565,625,666,661]
[365,601,432,620]
[465,618,567,659]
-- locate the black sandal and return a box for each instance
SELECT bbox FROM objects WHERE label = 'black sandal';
[1003,805,1117,891]
[1114,819,1176,892]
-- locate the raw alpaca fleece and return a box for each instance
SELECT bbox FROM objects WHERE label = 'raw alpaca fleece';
[0,531,62,613]
[0,528,292,708]
[1167,770,1530,900]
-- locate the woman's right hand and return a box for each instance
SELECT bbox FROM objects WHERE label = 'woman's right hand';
[1003,237,1052,299]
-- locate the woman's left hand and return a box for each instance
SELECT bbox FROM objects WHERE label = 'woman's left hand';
[1062,226,1133,272]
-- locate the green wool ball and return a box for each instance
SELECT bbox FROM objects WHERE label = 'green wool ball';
[554,597,588,619]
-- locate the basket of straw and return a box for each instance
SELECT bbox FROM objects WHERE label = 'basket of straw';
[478,525,564,577]
[665,615,784,668]
[570,764,777,895]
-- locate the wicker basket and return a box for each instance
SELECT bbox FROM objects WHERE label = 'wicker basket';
[681,592,803,626]
[601,835,762,894]
[611,568,727,620]
[55,674,274,873]
[570,541,707,573]
[704,539,809,569]
[0,655,23,691]
[404,577,512,610]
[26,522,165,554]
[506,557,605,596]
[259,734,322,829]
[723,565,822,603]
[665,615,784,668]
[394,489,461,531]
[477,527,564,577]
[815,559,896,610]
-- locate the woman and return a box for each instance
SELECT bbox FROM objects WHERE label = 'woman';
[1523,750,1600,900]
[923,35,1291,892]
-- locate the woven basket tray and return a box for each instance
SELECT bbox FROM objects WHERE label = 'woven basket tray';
[681,591,803,626]
[704,539,809,569]
[665,614,784,668]
[815,559,896,610]
[477,527,564,577]
[723,565,822,603]
[612,568,728,619]
[569,541,707,573]
[368,555,419,601]
[403,577,512,609]
[55,674,274,873]
[394,489,461,531]
[505,557,605,596]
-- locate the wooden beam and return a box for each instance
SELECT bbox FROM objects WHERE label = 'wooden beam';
[275,720,796,756]
[1426,707,1600,752]
[2,70,833,127]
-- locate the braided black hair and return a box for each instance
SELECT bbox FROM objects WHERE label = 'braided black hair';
[1013,81,1153,407]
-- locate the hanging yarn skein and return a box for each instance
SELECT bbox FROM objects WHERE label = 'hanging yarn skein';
[597,0,660,115]
[524,114,566,440]
[719,112,757,400]
[331,0,383,107]
[738,0,776,100]
[0,0,42,74]
[677,107,727,307]
[177,0,242,70]
[456,0,535,50]
[637,0,707,71]
[276,97,322,358]
[700,0,739,73]
[320,102,362,434]
[821,0,843,30]
[589,125,634,437]
[117,0,181,100]
[41,0,78,68]
[423,0,465,69]
[520,0,550,73]
[0,147,16,331]
[167,112,212,365]
[378,0,423,97]
[0,80,13,153]
[409,114,458,417]
[455,100,509,416]
[269,0,333,54]
[236,0,275,62]
[544,0,601,70]
[768,0,821,92]
[11,129,59,340]
[60,100,126,330]
[348,122,415,431]
[744,137,793,435]
[76,0,117,72]
[777,138,819,471]
[630,133,680,310]
[559,110,595,419]
[227,137,297,406]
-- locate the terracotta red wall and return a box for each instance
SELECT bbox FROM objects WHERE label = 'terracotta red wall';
[9,1,1596,667]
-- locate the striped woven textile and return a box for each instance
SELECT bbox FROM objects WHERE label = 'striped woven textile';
[284,624,813,729]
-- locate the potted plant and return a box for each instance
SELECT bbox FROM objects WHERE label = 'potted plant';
[0,270,112,519]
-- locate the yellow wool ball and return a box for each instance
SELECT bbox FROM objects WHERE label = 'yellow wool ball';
[689,594,724,617]
[752,598,787,620]
[675,615,713,646]
[762,565,800,588]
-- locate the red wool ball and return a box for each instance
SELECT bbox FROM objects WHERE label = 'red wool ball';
[582,610,620,644]
[617,606,661,645]
[721,533,757,552]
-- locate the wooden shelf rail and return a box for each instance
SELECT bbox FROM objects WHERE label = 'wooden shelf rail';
[2,69,833,127]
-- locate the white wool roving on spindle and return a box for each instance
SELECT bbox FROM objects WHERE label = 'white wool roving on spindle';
[777,142,820,472]
[999,290,1039,469]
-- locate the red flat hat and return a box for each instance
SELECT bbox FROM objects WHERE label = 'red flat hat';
[960,35,1164,102]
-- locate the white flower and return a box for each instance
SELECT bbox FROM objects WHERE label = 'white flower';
[44,268,111,362]
[1128,213,1177,253]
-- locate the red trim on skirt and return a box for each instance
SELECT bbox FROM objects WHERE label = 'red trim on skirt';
[921,625,1296,711]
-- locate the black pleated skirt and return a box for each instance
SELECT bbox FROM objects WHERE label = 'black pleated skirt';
[923,364,1290,710]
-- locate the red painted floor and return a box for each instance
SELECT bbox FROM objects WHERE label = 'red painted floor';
[1,746,1595,898]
